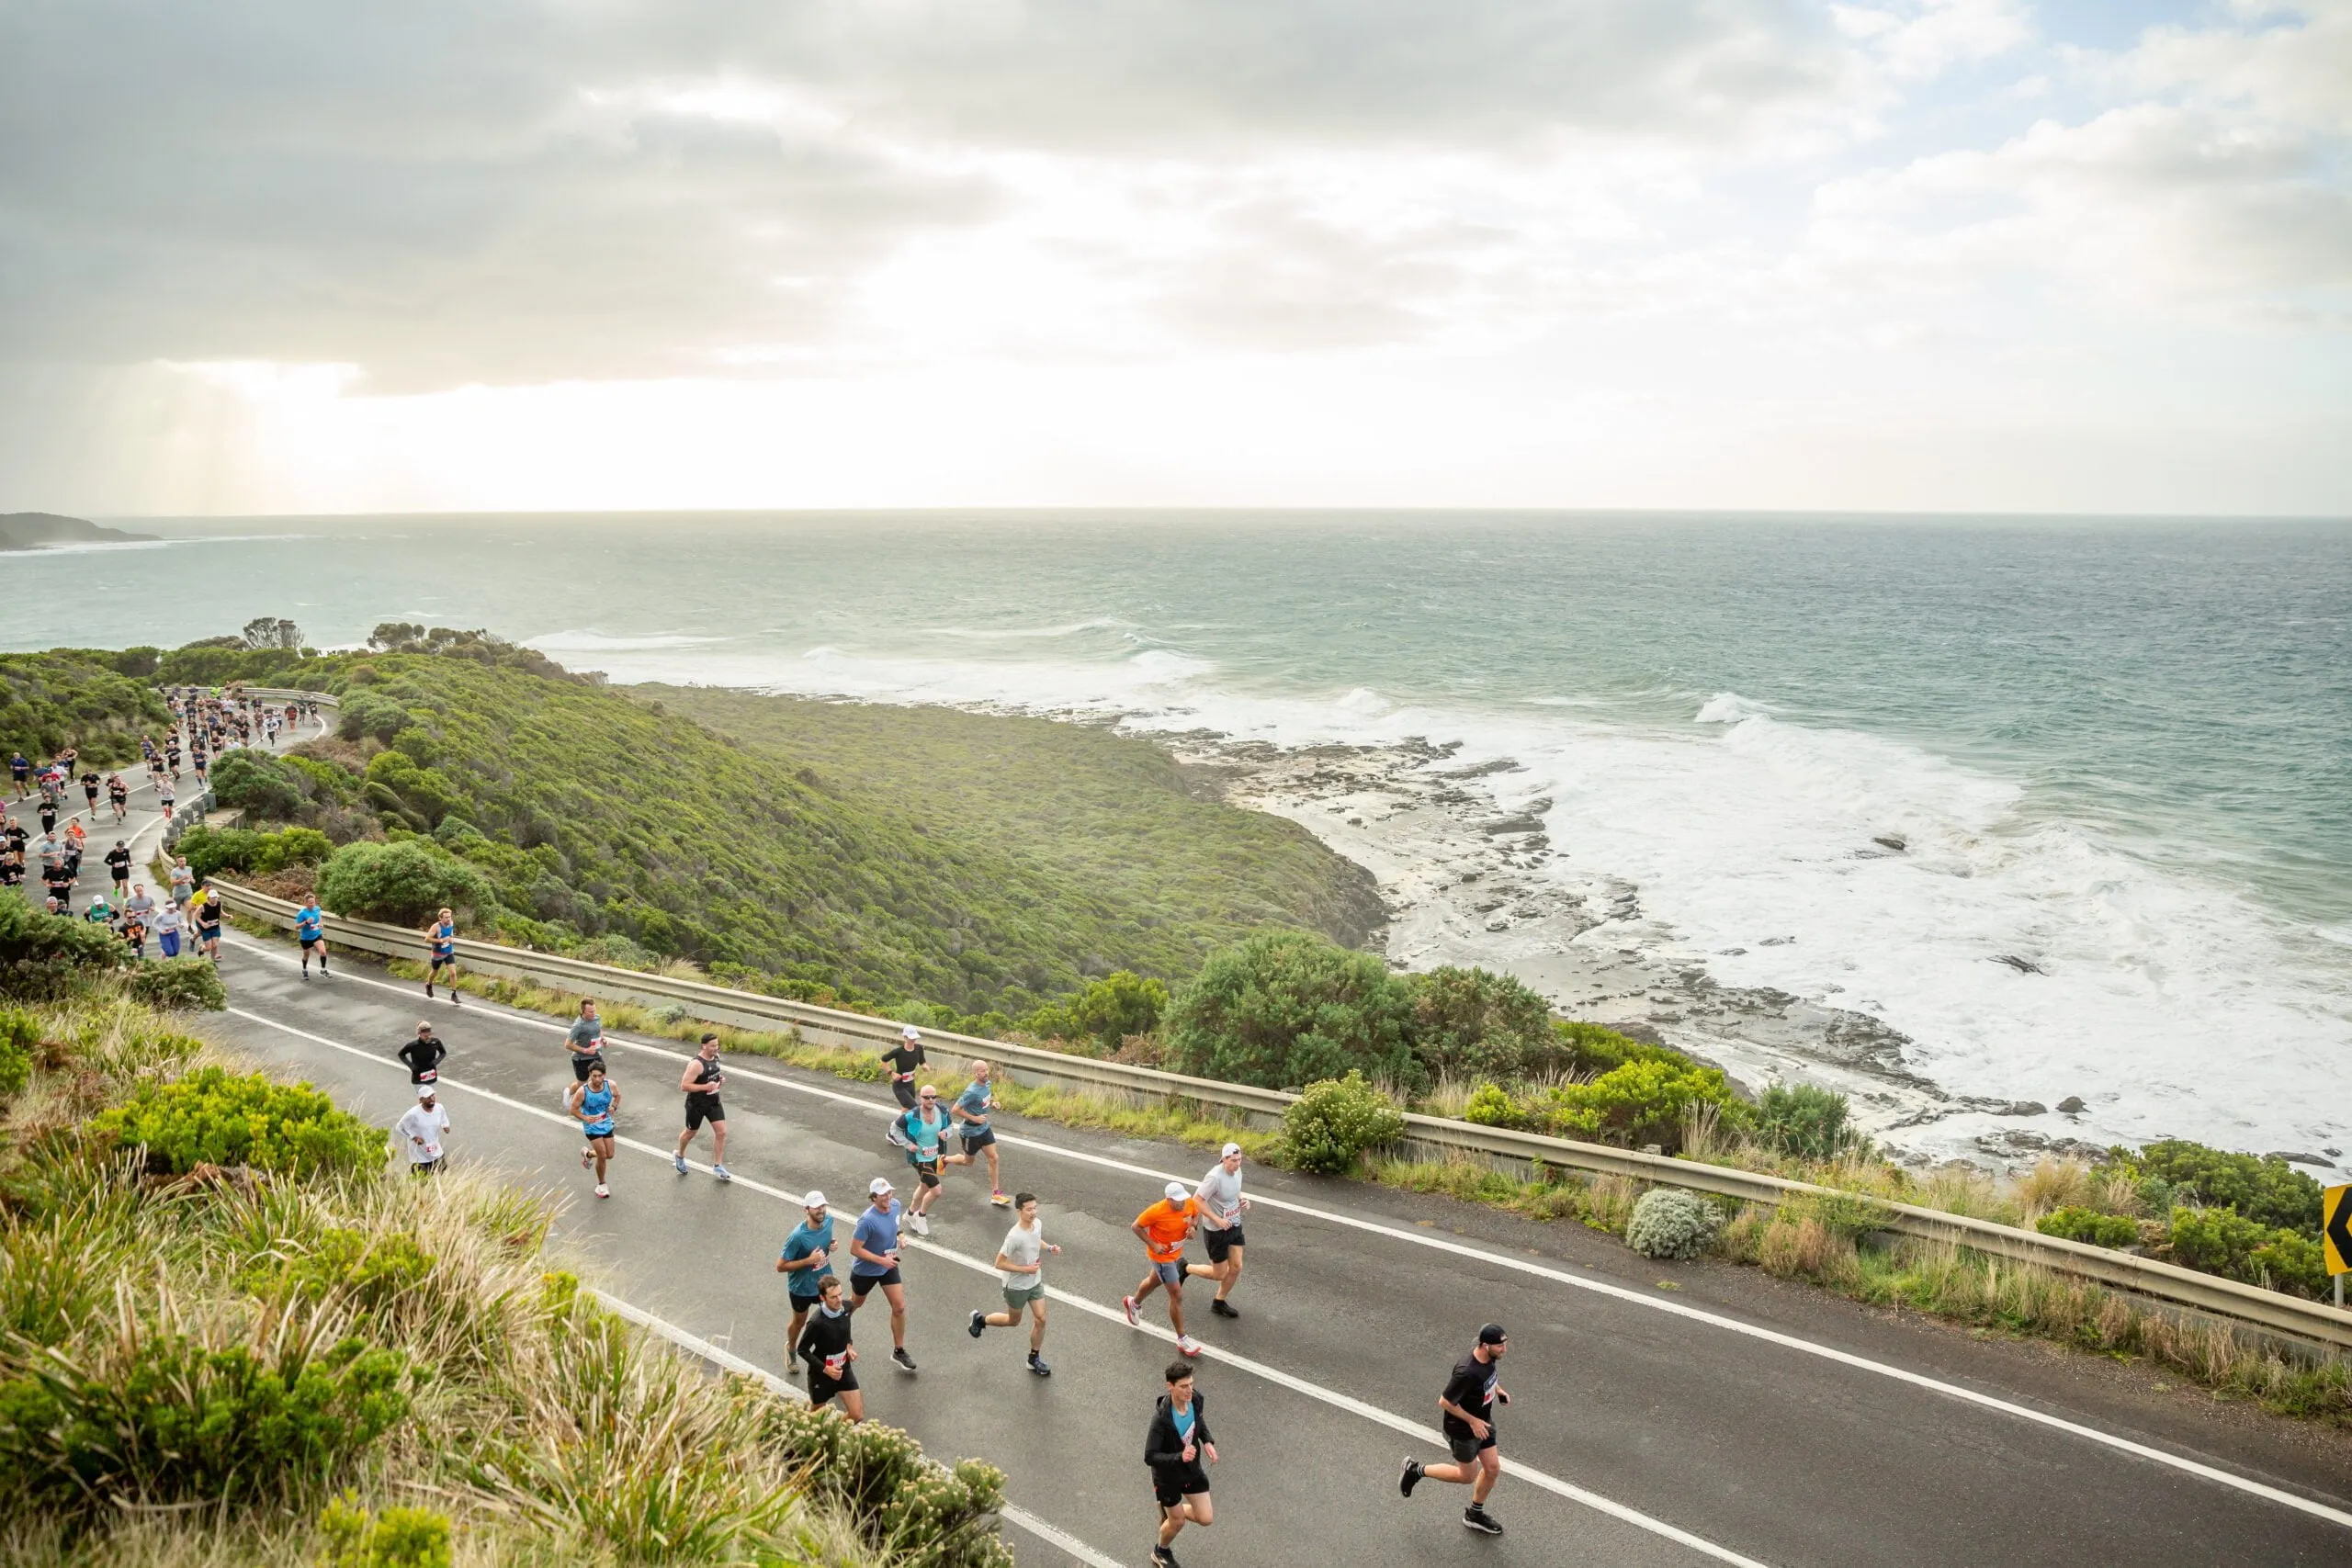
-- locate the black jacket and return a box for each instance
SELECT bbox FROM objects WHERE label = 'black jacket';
[796,1308,854,1372]
[398,1034,447,1080]
[1145,1392,1214,1472]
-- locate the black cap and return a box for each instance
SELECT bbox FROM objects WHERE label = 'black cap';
[1477,1323,1507,1345]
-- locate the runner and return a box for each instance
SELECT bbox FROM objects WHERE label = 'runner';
[567,1062,620,1199]
[794,1274,863,1418]
[119,909,146,959]
[1125,1182,1204,1356]
[565,999,606,1094]
[672,1032,731,1181]
[190,891,223,958]
[423,906,461,1003]
[1186,1143,1251,1318]
[398,1020,447,1086]
[103,840,130,897]
[155,776,174,821]
[946,1058,1010,1206]
[7,752,27,798]
[153,900,185,959]
[775,1190,835,1368]
[106,773,128,823]
[881,1024,927,1111]
[42,861,74,916]
[168,855,195,907]
[294,894,329,978]
[892,1084,954,1235]
[847,1176,918,1373]
[36,793,56,836]
[79,771,98,818]
[1145,1360,1219,1567]
[396,1084,451,1176]
[967,1191,1059,1376]
[1399,1322,1511,1536]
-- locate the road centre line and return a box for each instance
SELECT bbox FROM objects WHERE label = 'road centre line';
[585,1292,1126,1568]
[221,942,2352,1533]
[223,1003,1775,1568]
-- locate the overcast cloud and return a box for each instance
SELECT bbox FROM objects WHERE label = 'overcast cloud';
[1,0,2346,513]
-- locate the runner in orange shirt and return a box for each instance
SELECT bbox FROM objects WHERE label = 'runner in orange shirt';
[1124,1181,1204,1357]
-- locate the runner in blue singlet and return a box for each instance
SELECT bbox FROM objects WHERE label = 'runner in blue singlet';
[569,1063,620,1199]
[424,906,460,1005]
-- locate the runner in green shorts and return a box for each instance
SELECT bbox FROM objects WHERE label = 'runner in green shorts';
[967,1192,1060,1376]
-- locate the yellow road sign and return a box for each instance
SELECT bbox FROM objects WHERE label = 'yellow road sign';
[2325,1183,2352,1277]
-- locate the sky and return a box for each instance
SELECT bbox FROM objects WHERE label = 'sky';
[1,1,2346,516]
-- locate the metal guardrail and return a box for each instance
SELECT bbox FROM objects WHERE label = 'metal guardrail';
[207,881,2352,1353]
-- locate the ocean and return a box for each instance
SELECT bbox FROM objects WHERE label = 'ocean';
[11,511,2350,1163]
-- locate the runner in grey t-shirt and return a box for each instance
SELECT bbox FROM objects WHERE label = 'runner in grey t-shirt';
[967,1193,1060,1375]
[1186,1143,1251,1319]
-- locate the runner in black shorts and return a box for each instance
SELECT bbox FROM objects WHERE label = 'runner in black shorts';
[399,1021,447,1086]
[795,1274,864,1418]
[881,1024,926,1111]
[673,1032,731,1182]
[1399,1322,1510,1536]
[565,999,606,1092]
[1146,1359,1218,1567]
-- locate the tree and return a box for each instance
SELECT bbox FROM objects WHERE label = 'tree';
[316,840,492,927]
[209,750,305,822]
[241,616,304,651]
[1164,930,1420,1091]
[1407,965,1560,1083]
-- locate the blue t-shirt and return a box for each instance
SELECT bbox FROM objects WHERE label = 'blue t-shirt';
[956,1080,993,1132]
[900,1107,950,1160]
[295,908,323,941]
[850,1201,901,1276]
[781,1219,834,1298]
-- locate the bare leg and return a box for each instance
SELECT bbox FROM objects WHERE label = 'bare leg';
[883,1281,909,1349]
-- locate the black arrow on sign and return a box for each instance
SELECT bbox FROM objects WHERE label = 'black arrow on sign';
[2329,1191,2352,1275]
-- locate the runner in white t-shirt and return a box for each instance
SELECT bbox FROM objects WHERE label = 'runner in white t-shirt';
[1186,1143,1251,1318]
[967,1192,1060,1376]
[395,1085,451,1176]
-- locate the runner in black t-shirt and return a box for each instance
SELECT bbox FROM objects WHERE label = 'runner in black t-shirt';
[881,1025,927,1111]
[1400,1322,1510,1536]
[104,840,132,896]
[793,1274,864,1418]
[399,1021,448,1085]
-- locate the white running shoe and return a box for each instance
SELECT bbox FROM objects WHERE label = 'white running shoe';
[1176,1334,1202,1358]
[910,1213,931,1236]
[1123,1295,1140,1326]
[594,1183,609,1199]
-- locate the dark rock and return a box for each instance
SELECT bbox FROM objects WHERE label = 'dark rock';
[2267,1151,2337,1169]
[1480,815,1545,836]
[1758,935,1796,946]
[1992,953,2045,975]
[1872,834,1907,852]
[1995,1100,2047,1117]
[2056,1096,2086,1114]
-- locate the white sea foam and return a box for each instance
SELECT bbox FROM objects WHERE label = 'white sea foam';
[528,629,727,653]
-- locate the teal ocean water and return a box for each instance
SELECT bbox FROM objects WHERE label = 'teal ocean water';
[11,512,2349,1156]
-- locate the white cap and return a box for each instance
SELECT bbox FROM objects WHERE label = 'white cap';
[1165,1180,1191,1202]
[869,1176,895,1195]
[1221,1142,1243,1158]
[416,1083,436,1100]
[901,1024,922,1041]
[802,1190,828,1209]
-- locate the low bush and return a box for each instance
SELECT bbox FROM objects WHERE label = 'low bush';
[243,1228,436,1311]
[1408,965,1562,1082]
[2036,1207,2141,1248]
[0,897,127,996]
[1166,930,1419,1091]
[317,840,494,926]
[0,1007,35,1100]
[125,955,228,1012]
[319,1497,455,1568]
[2124,1140,2323,1236]
[756,1397,1013,1568]
[89,1066,382,1179]
[1626,1187,1724,1261]
[209,749,307,822]
[1475,1055,1743,1156]
[175,824,334,884]
[1755,1083,1854,1161]
[2166,1205,2330,1299]
[1023,969,1170,1053]
[1281,1070,1407,1175]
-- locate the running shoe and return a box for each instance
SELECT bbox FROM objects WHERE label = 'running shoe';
[910,1213,930,1236]
[450,992,461,1007]
[424,984,434,998]
[673,1154,689,1175]
[990,1190,1010,1206]
[1151,1547,1178,1568]
[1463,1506,1503,1537]
[1399,1458,1423,1497]
[1028,1352,1052,1378]
[1210,1299,1239,1318]
[892,1348,918,1373]
[712,1165,732,1183]
[1123,1295,1140,1326]
[594,1184,610,1200]
[581,1146,594,1170]
[1176,1333,1202,1357]
[968,1310,987,1339]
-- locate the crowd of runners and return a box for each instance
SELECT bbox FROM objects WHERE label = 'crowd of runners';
[384,1000,1523,1562]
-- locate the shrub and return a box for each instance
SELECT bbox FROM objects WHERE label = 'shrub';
[0,1325,409,1506]
[1755,1083,1853,1161]
[89,1066,382,1179]
[320,1497,455,1568]
[126,955,228,1012]
[755,1398,1013,1568]
[318,840,494,926]
[1024,970,1170,1053]
[2036,1207,2141,1248]
[210,749,307,822]
[1550,1019,1683,1075]
[244,1229,435,1311]
[0,1007,35,1100]
[1627,1187,1724,1261]
[1281,1070,1407,1175]
[2166,1205,2330,1299]
[0,896,127,996]
[176,824,332,883]
[1166,931,1419,1091]
[1462,1081,1527,1130]
[2125,1140,2323,1236]
[1537,1056,1742,1155]
[1408,965,1560,1082]
[337,687,413,746]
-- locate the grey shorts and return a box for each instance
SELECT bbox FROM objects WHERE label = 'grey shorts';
[1002,1280,1045,1309]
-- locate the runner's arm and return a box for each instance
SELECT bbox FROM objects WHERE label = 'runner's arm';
[993,1248,1036,1275]
[678,1061,700,1094]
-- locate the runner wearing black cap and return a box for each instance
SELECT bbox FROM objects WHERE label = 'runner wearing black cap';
[1399,1323,1511,1536]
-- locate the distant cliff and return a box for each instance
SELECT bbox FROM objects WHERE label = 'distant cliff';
[0,512,159,549]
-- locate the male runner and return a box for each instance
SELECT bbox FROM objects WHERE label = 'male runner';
[424,907,461,1002]
[947,1058,1010,1206]
[967,1191,1059,1376]
[191,892,222,958]
[396,1085,451,1176]
[294,894,329,978]
[7,752,27,797]
[776,1191,835,1367]
[881,1024,927,1111]
[568,1062,620,1199]
[1188,1143,1252,1318]
[106,774,128,822]
[167,855,194,906]
[894,1085,954,1235]
[79,772,99,818]
[673,1032,731,1181]
[847,1176,918,1372]
[123,880,154,929]
[1145,1361,1218,1567]
[103,840,130,898]
[1125,1182,1204,1356]
[564,1000,606,1101]
[1399,1322,1511,1536]
[794,1275,863,1417]
[399,1021,447,1085]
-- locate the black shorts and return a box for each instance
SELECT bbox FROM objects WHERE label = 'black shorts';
[410,1068,439,1085]
[1153,1468,1212,1509]
[684,1094,724,1130]
[409,1158,445,1177]
[429,953,455,971]
[960,1127,996,1153]
[1204,1225,1245,1263]
[910,1157,942,1189]
[851,1267,902,1298]
[808,1367,859,1405]
[1447,1430,1498,1464]
[891,1077,919,1109]
[571,1052,605,1082]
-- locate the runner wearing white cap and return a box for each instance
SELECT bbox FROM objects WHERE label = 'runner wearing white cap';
[881,1024,927,1111]
[1187,1143,1251,1318]
[395,1084,450,1176]
[1125,1180,1204,1356]
[776,1190,835,1368]
[849,1175,918,1372]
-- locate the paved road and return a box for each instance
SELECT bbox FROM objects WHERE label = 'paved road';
[193,935,2352,1568]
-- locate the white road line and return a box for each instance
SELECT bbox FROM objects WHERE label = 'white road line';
[222,1002,1773,1567]
[221,944,2352,1534]
[587,1290,1127,1568]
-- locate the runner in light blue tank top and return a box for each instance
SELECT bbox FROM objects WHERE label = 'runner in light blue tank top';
[571,1064,621,1200]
